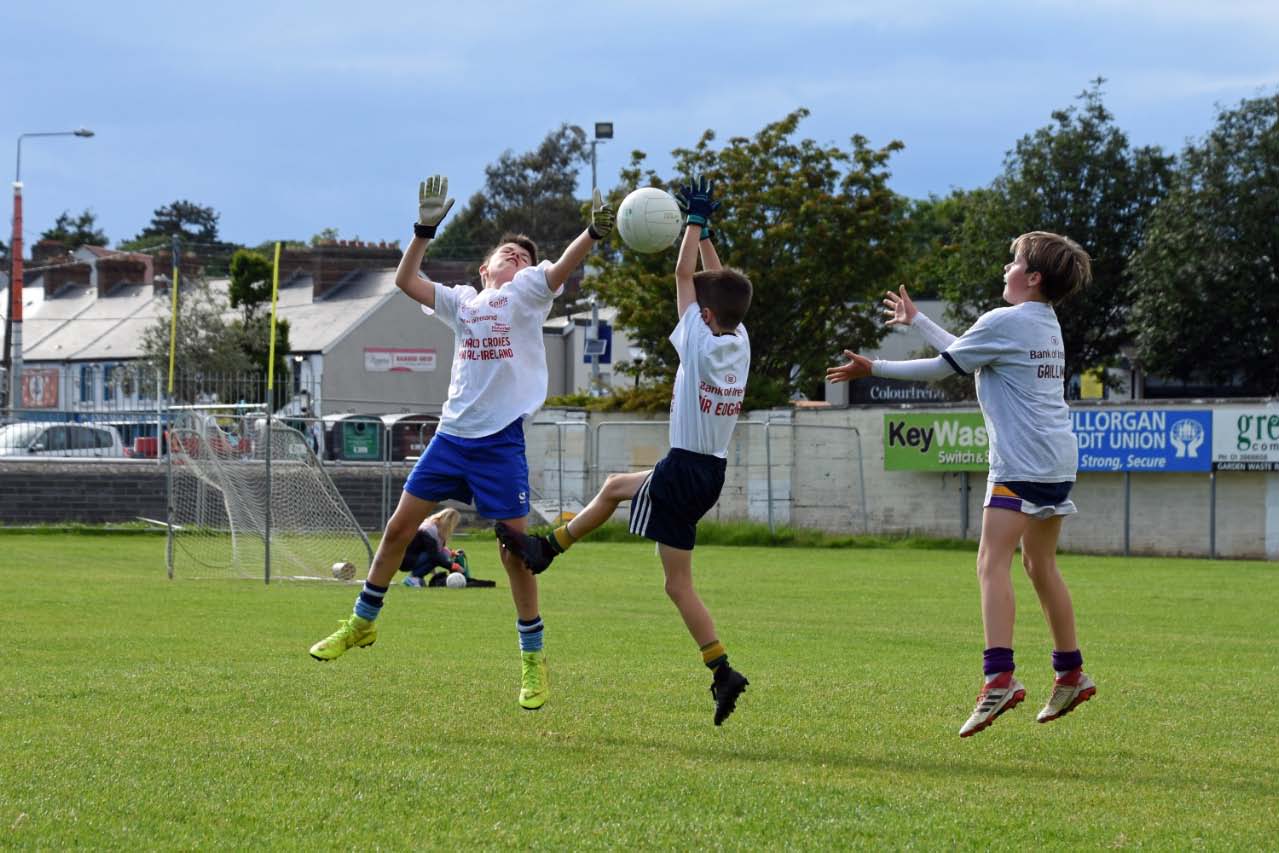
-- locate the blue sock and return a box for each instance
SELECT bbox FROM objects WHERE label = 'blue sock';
[983,647,1015,679]
[1052,649,1083,675]
[517,616,544,653]
[354,581,388,621]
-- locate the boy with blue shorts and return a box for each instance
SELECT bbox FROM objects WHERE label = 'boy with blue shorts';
[496,177,754,725]
[828,231,1096,737]
[310,174,615,712]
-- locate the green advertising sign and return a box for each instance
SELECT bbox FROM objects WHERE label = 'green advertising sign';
[884,412,989,471]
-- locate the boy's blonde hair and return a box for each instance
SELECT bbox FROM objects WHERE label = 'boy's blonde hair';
[1010,231,1093,305]
[427,507,461,543]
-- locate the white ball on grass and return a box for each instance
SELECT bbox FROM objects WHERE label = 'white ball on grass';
[445,571,467,589]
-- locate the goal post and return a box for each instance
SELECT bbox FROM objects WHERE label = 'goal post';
[166,406,372,582]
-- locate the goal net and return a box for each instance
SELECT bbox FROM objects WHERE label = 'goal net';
[167,409,371,581]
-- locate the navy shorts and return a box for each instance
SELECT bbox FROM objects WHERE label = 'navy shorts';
[985,480,1077,519]
[629,448,727,550]
[403,420,529,520]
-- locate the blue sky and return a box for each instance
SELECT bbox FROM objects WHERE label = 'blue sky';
[3,0,1276,251]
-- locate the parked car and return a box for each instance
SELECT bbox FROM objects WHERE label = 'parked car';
[0,422,128,458]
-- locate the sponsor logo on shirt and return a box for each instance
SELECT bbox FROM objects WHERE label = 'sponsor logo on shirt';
[489,295,509,308]
[725,373,737,384]
[492,322,511,333]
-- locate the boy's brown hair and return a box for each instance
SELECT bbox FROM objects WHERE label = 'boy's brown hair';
[486,232,538,266]
[693,268,753,329]
[1011,231,1092,304]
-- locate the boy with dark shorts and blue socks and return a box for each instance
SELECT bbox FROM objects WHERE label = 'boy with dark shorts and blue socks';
[497,177,754,725]
[310,174,615,712]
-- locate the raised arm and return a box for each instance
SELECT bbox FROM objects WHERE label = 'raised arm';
[883,285,956,350]
[394,175,456,309]
[675,218,701,316]
[547,188,614,291]
[698,231,722,271]
[674,176,721,314]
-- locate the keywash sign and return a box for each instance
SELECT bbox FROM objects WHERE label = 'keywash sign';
[1073,409,1212,472]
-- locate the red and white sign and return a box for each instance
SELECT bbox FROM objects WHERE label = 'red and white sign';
[22,368,60,408]
[364,347,437,373]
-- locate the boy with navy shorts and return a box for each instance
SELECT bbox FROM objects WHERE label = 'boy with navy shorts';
[828,231,1097,737]
[497,177,754,725]
[310,174,615,712]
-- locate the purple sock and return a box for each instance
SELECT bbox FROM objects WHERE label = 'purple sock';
[983,647,1015,676]
[1052,649,1083,673]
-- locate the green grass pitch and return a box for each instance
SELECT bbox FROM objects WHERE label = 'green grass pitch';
[2,531,1277,848]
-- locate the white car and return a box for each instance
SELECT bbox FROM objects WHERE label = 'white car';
[0,421,128,458]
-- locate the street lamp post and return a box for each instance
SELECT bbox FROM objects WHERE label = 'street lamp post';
[587,122,612,394]
[5,127,94,413]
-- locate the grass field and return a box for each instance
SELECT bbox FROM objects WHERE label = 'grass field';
[3,531,1277,849]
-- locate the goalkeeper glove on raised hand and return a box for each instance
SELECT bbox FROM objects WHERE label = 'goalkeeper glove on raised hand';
[588,188,615,240]
[676,175,720,227]
[414,174,455,239]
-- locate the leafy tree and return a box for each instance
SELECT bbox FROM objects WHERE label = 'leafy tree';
[126,199,221,247]
[141,276,255,402]
[40,209,108,248]
[588,109,907,409]
[429,124,589,262]
[228,249,273,323]
[915,80,1173,391]
[310,227,340,246]
[1130,93,1279,395]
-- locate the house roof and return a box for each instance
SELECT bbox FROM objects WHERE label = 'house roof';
[4,267,401,362]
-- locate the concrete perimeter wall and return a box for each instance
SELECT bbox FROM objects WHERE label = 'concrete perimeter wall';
[3,405,1276,560]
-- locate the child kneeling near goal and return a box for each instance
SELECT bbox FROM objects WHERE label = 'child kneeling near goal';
[497,177,754,726]
[827,231,1096,738]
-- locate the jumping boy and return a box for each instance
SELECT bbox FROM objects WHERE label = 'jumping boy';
[826,231,1096,737]
[496,177,754,725]
[309,174,615,713]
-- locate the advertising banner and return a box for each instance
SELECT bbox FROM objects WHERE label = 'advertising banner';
[21,368,60,408]
[883,412,988,471]
[1072,409,1212,472]
[364,347,436,372]
[1211,407,1279,471]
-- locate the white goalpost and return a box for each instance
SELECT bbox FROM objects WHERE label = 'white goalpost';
[165,406,372,581]
[164,242,371,582]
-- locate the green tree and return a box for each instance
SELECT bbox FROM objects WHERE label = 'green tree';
[588,109,907,409]
[1130,93,1279,395]
[915,80,1173,391]
[40,208,108,248]
[228,249,273,323]
[125,200,221,248]
[140,276,254,402]
[429,124,589,262]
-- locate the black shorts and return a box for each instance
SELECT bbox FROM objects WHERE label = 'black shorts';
[629,448,727,550]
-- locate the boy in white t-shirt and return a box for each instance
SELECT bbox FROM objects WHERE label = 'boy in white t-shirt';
[827,231,1096,738]
[310,175,615,713]
[497,177,755,725]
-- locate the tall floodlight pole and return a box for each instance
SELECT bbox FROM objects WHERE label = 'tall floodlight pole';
[588,122,612,394]
[5,127,94,413]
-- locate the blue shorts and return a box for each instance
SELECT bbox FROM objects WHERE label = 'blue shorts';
[403,420,530,520]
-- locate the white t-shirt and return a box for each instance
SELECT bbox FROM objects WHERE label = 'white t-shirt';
[942,302,1077,482]
[422,261,562,438]
[668,303,751,458]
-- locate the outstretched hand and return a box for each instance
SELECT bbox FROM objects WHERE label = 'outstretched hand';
[676,175,720,226]
[418,175,456,228]
[825,350,874,384]
[883,285,918,327]
[588,188,615,240]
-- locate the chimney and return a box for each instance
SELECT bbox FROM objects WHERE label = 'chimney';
[97,255,153,296]
[310,240,401,300]
[31,239,69,265]
[43,261,92,298]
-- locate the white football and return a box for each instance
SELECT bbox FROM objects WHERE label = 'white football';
[445,571,467,589]
[331,561,356,581]
[617,187,682,254]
